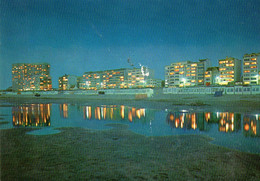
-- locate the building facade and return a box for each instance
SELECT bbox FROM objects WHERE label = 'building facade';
[218,57,241,85]
[165,59,210,87]
[126,67,155,88]
[58,74,78,90]
[243,53,260,85]
[197,59,211,86]
[204,67,220,86]
[79,67,155,90]
[12,63,52,91]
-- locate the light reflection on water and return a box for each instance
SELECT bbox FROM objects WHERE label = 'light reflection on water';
[0,103,259,153]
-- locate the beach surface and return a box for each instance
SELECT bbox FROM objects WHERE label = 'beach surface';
[1,90,260,180]
[1,89,260,113]
[1,125,260,180]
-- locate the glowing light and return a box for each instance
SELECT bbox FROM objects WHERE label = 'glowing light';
[140,65,149,76]
[225,123,229,132]
[136,109,141,119]
[120,105,125,119]
[205,112,210,122]
[244,124,249,131]
[175,118,179,128]
[128,110,133,122]
[169,114,174,121]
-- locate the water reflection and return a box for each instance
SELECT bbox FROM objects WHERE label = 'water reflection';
[10,103,260,137]
[12,104,51,127]
[166,112,259,137]
[7,103,260,153]
[60,104,68,118]
[243,114,259,137]
[82,105,149,122]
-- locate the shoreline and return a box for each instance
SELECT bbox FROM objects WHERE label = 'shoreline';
[1,93,260,113]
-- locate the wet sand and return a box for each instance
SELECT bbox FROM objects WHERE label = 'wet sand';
[1,92,260,113]
[1,124,260,180]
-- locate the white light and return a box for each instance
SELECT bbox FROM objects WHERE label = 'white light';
[140,64,150,77]
[180,110,188,113]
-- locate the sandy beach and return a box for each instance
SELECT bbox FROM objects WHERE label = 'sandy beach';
[1,90,260,113]
[1,91,260,180]
[1,125,260,180]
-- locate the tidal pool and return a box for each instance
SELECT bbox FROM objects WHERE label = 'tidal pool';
[0,102,259,154]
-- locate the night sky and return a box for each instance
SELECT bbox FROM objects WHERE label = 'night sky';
[1,0,259,89]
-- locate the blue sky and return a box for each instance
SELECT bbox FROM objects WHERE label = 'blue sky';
[1,0,259,89]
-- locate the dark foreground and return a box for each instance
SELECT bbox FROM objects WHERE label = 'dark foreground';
[1,124,260,180]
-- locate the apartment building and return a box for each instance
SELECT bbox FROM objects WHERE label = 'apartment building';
[127,67,155,88]
[80,68,128,89]
[197,59,210,86]
[204,67,220,86]
[218,57,241,85]
[165,59,210,87]
[79,67,155,90]
[58,74,78,90]
[12,63,52,91]
[243,53,260,85]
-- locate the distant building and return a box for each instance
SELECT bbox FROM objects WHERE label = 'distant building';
[218,57,241,85]
[243,53,260,85]
[197,59,211,86]
[12,63,52,91]
[146,78,162,88]
[127,67,155,88]
[80,68,128,89]
[79,67,156,90]
[165,59,210,87]
[58,74,78,90]
[204,67,220,86]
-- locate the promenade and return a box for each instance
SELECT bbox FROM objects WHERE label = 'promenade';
[1,88,260,113]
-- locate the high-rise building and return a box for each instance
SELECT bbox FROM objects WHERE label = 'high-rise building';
[243,53,260,85]
[79,67,155,90]
[165,59,210,87]
[197,59,211,86]
[58,74,78,90]
[12,63,52,91]
[80,68,128,90]
[127,67,155,88]
[204,67,220,86]
[218,57,241,85]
